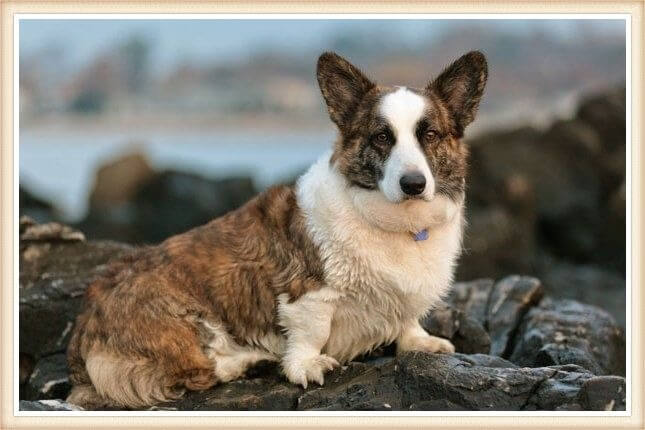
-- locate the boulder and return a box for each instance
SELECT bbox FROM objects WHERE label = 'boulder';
[440,276,544,358]
[131,170,256,244]
[79,165,257,244]
[19,217,131,378]
[509,298,625,376]
[539,261,626,327]
[24,354,70,401]
[421,305,491,355]
[485,276,544,357]
[88,150,156,209]
[458,87,625,280]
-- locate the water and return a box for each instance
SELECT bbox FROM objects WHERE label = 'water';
[19,130,334,221]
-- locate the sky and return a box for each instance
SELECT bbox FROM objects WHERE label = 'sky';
[20,19,625,70]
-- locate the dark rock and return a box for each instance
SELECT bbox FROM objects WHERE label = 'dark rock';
[79,167,258,244]
[297,362,400,410]
[19,352,35,386]
[458,88,625,280]
[578,376,626,411]
[576,89,626,154]
[521,364,592,410]
[25,354,71,401]
[440,277,544,358]
[19,227,131,360]
[395,352,624,411]
[19,186,57,224]
[132,171,256,244]
[447,279,494,325]
[19,400,83,411]
[421,305,491,354]
[508,298,625,376]
[538,261,625,327]
[29,353,624,412]
[486,276,544,357]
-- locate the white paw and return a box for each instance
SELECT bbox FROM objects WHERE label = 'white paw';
[402,335,455,354]
[283,353,339,389]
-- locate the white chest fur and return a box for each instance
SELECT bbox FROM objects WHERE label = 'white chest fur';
[294,153,464,362]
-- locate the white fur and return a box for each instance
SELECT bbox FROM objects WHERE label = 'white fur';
[379,87,435,203]
[201,320,277,382]
[280,152,464,386]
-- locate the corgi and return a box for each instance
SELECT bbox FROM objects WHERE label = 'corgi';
[66,51,488,409]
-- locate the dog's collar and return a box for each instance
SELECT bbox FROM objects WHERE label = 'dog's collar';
[412,229,429,241]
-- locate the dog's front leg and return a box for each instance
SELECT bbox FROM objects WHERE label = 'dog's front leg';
[277,289,339,389]
[396,319,455,355]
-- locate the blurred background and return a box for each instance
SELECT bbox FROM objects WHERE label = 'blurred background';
[19,19,626,325]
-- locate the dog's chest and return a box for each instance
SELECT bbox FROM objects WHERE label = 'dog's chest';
[316,214,462,362]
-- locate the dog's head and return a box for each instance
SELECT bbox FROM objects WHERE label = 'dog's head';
[317,51,487,206]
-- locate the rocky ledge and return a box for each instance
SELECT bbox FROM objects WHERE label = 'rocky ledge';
[19,218,626,411]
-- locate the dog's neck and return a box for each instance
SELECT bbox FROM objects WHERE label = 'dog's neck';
[297,152,463,237]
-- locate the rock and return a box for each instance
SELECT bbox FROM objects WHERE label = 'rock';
[538,261,625,327]
[577,376,626,411]
[458,88,626,280]
[576,89,626,154]
[298,353,624,410]
[89,150,156,209]
[421,305,491,354]
[20,216,85,242]
[486,276,544,357]
[19,186,57,224]
[441,276,544,358]
[79,168,257,244]
[19,232,131,361]
[447,279,494,325]
[19,399,83,411]
[170,361,302,411]
[509,298,625,376]
[131,171,256,244]
[23,353,625,411]
[24,354,71,401]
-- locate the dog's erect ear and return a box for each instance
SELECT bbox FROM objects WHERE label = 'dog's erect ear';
[317,52,375,130]
[429,51,488,137]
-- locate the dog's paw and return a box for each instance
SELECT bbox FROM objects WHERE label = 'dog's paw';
[283,353,339,389]
[401,335,455,354]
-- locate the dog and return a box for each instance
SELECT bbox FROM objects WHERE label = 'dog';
[66,50,488,409]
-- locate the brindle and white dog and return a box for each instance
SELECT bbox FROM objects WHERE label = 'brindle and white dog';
[67,51,488,409]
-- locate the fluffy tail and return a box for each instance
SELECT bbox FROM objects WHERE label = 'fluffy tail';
[67,346,218,409]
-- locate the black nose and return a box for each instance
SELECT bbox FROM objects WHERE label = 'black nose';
[399,172,426,196]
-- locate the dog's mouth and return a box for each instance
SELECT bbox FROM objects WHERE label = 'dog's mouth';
[402,194,431,202]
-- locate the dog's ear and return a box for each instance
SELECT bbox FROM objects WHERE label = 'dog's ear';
[317,52,375,129]
[429,51,488,137]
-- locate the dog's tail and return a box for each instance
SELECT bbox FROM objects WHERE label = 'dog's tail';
[67,336,218,409]
[67,352,184,409]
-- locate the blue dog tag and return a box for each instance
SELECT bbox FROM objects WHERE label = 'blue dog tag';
[413,229,429,241]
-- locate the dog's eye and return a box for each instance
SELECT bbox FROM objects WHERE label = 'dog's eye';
[426,130,439,140]
[376,133,389,143]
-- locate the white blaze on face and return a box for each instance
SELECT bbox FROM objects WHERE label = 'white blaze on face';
[378,87,435,203]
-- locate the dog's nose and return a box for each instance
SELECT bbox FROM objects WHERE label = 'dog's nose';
[399,172,426,196]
